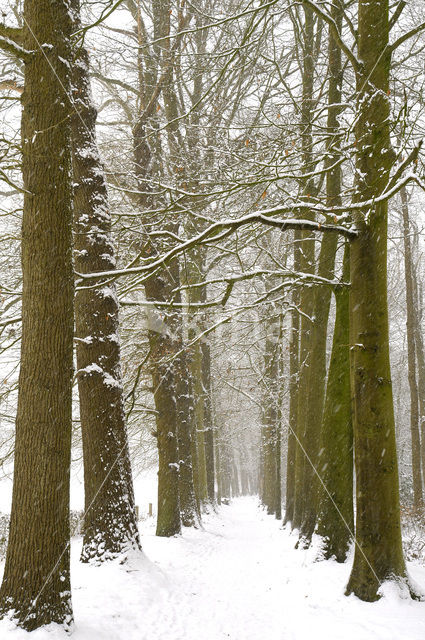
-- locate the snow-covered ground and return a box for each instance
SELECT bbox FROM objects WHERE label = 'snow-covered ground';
[0,497,424,639]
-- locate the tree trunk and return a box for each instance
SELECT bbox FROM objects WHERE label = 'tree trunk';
[261,325,282,517]
[71,0,141,563]
[185,248,209,508]
[298,0,343,544]
[346,0,412,600]
[284,232,300,525]
[132,110,183,536]
[175,348,199,526]
[317,245,353,562]
[400,186,423,509]
[144,271,182,537]
[292,3,318,531]
[298,231,337,542]
[202,340,216,504]
[0,0,74,629]
[215,435,222,505]
[412,268,425,493]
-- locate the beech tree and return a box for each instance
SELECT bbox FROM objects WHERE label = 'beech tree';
[316,245,353,562]
[343,0,420,600]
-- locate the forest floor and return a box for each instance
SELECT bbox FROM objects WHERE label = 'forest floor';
[0,496,424,639]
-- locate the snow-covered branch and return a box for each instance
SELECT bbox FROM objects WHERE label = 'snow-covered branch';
[77,212,357,284]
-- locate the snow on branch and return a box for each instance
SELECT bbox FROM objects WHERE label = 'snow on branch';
[121,268,349,311]
[0,25,30,59]
[76,212,357,285]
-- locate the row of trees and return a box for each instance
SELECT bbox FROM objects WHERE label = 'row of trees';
[0,0,424,630]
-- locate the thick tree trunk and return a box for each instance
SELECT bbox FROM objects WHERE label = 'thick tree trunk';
[0,0,74,629]
[346,0,412,600]
[71,0,141,563]
[347,211,406,600]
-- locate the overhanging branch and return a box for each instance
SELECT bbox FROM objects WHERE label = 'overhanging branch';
[76,212,357,284]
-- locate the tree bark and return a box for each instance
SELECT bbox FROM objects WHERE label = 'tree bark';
[292,2,319,532]
[346,0,412,600]
[317,245,353,562]
[0,0,74,629]
[202,340,216,505]
[412,267,425,493]
[175,347,199,526]
[144,268,182,537]
[400,186,423,508]
[298,0,343,544]
[284,232,300,525]
[185,248,209,508]
[261,323,282,517]
[71,0,141,562]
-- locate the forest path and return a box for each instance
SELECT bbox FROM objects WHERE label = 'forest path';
[73,496,424,640]
[1,496,424,639]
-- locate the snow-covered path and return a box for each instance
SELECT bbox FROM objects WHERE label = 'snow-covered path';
[1,497,425,639]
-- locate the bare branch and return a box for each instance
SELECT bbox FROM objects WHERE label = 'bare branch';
[390,21,425,53]
[0,79,23,93]
[298,0,360,72]
[389,1,407,31]
[77,211,357,284]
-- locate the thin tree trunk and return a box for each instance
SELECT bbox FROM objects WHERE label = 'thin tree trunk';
[298,0,343,544]
[284,233,300,525]
[261,326,281,516]
[298,231,337,542]
[144,262,182,536]
[317,245,353,562]
[215,435,222,505]
[400,186,423,508]
[292,3,319,531]
[275,421,282,519]
[185,248,209,508]
[175,348,199,526]
[202,340,216,504]
[412,270,425,492]
[132,109,183,537]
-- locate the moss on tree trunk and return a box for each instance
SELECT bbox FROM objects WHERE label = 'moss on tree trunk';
[317,245,353,562]
[346,0,411,600]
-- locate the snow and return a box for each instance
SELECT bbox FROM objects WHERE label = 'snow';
[0,497,424,639]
